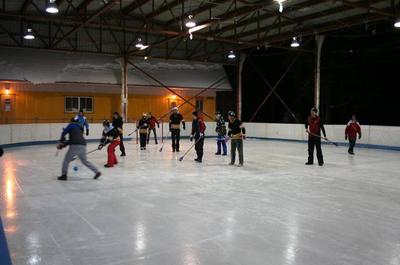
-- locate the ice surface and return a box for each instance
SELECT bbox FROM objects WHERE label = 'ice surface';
[1,139,400,265]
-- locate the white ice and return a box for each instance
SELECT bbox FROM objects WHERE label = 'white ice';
[1,139,400,265]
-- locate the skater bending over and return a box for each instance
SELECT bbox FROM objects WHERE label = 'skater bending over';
[57,118,101,181]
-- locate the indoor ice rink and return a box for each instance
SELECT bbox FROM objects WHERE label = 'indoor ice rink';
[1,0,400,265]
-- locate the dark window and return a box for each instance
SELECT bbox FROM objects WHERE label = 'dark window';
[196,99,203,112]
[65,96,93,113]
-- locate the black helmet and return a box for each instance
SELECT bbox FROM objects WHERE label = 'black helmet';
[102,119,110,127]
[228,111,236,117]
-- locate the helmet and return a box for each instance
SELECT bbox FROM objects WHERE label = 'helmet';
[102,119,110,127]
[228,111,236,117]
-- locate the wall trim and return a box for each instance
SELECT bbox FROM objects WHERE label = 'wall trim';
[2,136,400,152]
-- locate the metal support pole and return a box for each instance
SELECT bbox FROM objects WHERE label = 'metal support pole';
[121,55,129,122]
[237,53,246,120]
[314,35,325,110]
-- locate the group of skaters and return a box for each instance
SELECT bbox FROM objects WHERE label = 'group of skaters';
[56,107,361,180]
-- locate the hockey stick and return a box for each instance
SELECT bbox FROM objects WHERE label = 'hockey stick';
[178,136,204,162]
[308,131,338,147]
[71,148,99,161]
[159,131,168,152]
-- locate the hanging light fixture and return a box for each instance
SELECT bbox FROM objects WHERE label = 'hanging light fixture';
[227,50,236,59]
[290,37,300,48]
[46,0,59,14]
[185,15,196,28]
[5,83,10,95]
[394,19,400,28]
[135,37,144,48]
[274,0,286,13]
[24,28,35,40]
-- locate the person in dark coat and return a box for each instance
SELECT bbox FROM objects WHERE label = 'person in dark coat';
[112,112,126,156]
[190,111,206,163]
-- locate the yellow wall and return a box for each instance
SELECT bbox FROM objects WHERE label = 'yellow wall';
[0,88,216,124]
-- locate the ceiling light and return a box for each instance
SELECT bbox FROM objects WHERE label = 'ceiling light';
[274,0,286,13]
[135,37,144,48]
[24,28,35,40]
[227,51,236,59]
[46,0,59,14]
[290,37,300,48]
[185,15,196,28]
[394,19,400,28]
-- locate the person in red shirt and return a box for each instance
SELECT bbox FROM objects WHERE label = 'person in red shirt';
[190,111,206,163]
[305,108,327,166]
[345,114,362,155]
[147,112,159,144]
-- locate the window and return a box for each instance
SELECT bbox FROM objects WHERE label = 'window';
[65,96,93,113]
[4,99,11,112]
[195,98,203,112]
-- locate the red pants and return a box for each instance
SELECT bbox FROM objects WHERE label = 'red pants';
[107,140,120,167]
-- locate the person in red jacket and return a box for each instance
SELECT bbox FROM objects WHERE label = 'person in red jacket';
[345,114,362,155]
[190,111,206,163]
[147,112,159,144]
[305,107,327,166]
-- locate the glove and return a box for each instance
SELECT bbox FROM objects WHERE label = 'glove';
[98,144,104,150]
[359,135,362,140]
[200,133,204,138]
[242,134,246,140]
[157,123,160,128]
[190,135,193,142]
[56,143,66,150]
[86,129,89,136]
[183,125,186,130]
[345,136,348,140]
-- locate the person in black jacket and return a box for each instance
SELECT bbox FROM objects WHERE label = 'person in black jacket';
[57,118,101,181]
[227,111,246,167]
[215,111,227,155]
[112,112,126,156]
[137,113,149,150]
[169,107,185,152]
[99,120,120,167]
[190,111,206,163]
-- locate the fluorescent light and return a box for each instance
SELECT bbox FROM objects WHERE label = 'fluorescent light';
[185,15,196,28]
[394,19,400,28]
[46,0,59,14]
[291,37,300,48]
[24,28,35,40]
[227,51,236,59]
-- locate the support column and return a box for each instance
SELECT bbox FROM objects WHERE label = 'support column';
[237,53,246,120]
[121,56,128,122]
[314,35,325,110]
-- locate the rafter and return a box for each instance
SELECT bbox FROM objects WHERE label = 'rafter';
[145,0,182,20]
[165,0,229,25]
[122,0,151,15]
[53,0,119,47]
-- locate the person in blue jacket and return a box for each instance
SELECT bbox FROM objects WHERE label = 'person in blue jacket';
[74,109,89,136]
